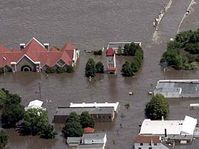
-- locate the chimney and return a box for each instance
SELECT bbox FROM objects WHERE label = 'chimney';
[20,43,25,49]
[43,43,49,50]
[164,129,167,137]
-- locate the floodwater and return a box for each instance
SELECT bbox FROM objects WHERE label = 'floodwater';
[0,0,199,148]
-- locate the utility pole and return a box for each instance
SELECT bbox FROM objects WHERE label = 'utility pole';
[38,82,41,100]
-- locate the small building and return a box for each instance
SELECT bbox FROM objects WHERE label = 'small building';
[25,100,46,111]
[134,135,169,149]
[139,116,197,144]
[67,137,81,147]
[67,133,107,149]
[154,80,199,98]
[69,102,119,113]
[53,107,115,123]
[106,48,116,74]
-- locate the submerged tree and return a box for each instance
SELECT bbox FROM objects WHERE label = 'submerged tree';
[80,111,95,128]
[145,94,169,120]
[62,112,83,138]
[85,58,96,78]
[95,62,104,73]
[121,61,134,77]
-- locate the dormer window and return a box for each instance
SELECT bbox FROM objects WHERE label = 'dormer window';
[57,59,65,67]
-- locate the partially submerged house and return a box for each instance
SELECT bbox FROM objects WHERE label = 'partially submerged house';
[139,116,197,144]
[0,37,79,72]
[134,135,169,149]
[67,133,107,149]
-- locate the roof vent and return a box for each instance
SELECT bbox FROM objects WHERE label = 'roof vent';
[43,43,49,50]
[20,43,25,49]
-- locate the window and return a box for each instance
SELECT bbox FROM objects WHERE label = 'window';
[140,143,143,146]
[138,148,141,149]
[154,143,157,146]
[149,143,151,146]
[149,147,152,149]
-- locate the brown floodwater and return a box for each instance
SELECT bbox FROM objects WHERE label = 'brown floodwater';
[0,0,199,148]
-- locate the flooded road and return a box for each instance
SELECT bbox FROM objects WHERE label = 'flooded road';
[0,0,199,148]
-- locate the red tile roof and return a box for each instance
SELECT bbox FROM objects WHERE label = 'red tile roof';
[134,135,161,143]
[106,48,115,56]
[0,38,76,68]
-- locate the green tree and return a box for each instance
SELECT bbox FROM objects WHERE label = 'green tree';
[85,58,96,77]
[80,111,95,128]
[145,94,169,120]
[62,112,83,138]
[0,130,8,149]
[2,102,24,128]
[95,62,104,73]
[19,108,55,139]
[121,61,134,77]
[0,89,7,109]
[40,124,56,139]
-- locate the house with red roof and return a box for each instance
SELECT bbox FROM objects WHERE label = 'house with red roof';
[0,37,79,72]
[106,48,116,74]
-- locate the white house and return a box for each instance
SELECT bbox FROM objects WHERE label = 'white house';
[82,133,107,145]
[134,135,169,149]
[25,100,46,111]
[67,133,107,149]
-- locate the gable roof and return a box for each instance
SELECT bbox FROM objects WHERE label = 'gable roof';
[0,38,76,67]
[106,48,115,56]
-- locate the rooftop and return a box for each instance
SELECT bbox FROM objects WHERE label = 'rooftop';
[69,102,119,112]
[82,133,106,141]
[154,80,199,98]
[55,107,114,116]
[134,135,161,143]
[139,116,197,136]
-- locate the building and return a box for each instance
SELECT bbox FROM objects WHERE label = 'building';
[67,133,107,149]
[25,100,46,111]
[154,80,199,98]
[69,102,119,113]
[106,48,116,74]
[139,116,197,144]
[134,135,169,149]
[53,107,115,123]
[0,37,79,72]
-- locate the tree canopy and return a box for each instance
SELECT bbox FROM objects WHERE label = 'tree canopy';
[85,58,96,78]
[80,111,95,128]
[0,89,25,128]
[62,112,83,138]
[161,28,199,70]
[19,108,56,139]
[95,62,104,73]
[121,61,134,77]
[145,94,169,120]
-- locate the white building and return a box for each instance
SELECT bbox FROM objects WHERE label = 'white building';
[67,133,107,149]
[139,116,197,143]
[69,102,119,113]
[25,100,46,111]
[134,135,169,149]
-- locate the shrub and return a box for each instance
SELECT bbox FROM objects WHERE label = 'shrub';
[94,50,102,55]
[96,62,104,73]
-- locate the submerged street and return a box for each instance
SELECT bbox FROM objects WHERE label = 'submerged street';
[0,0,199,148]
